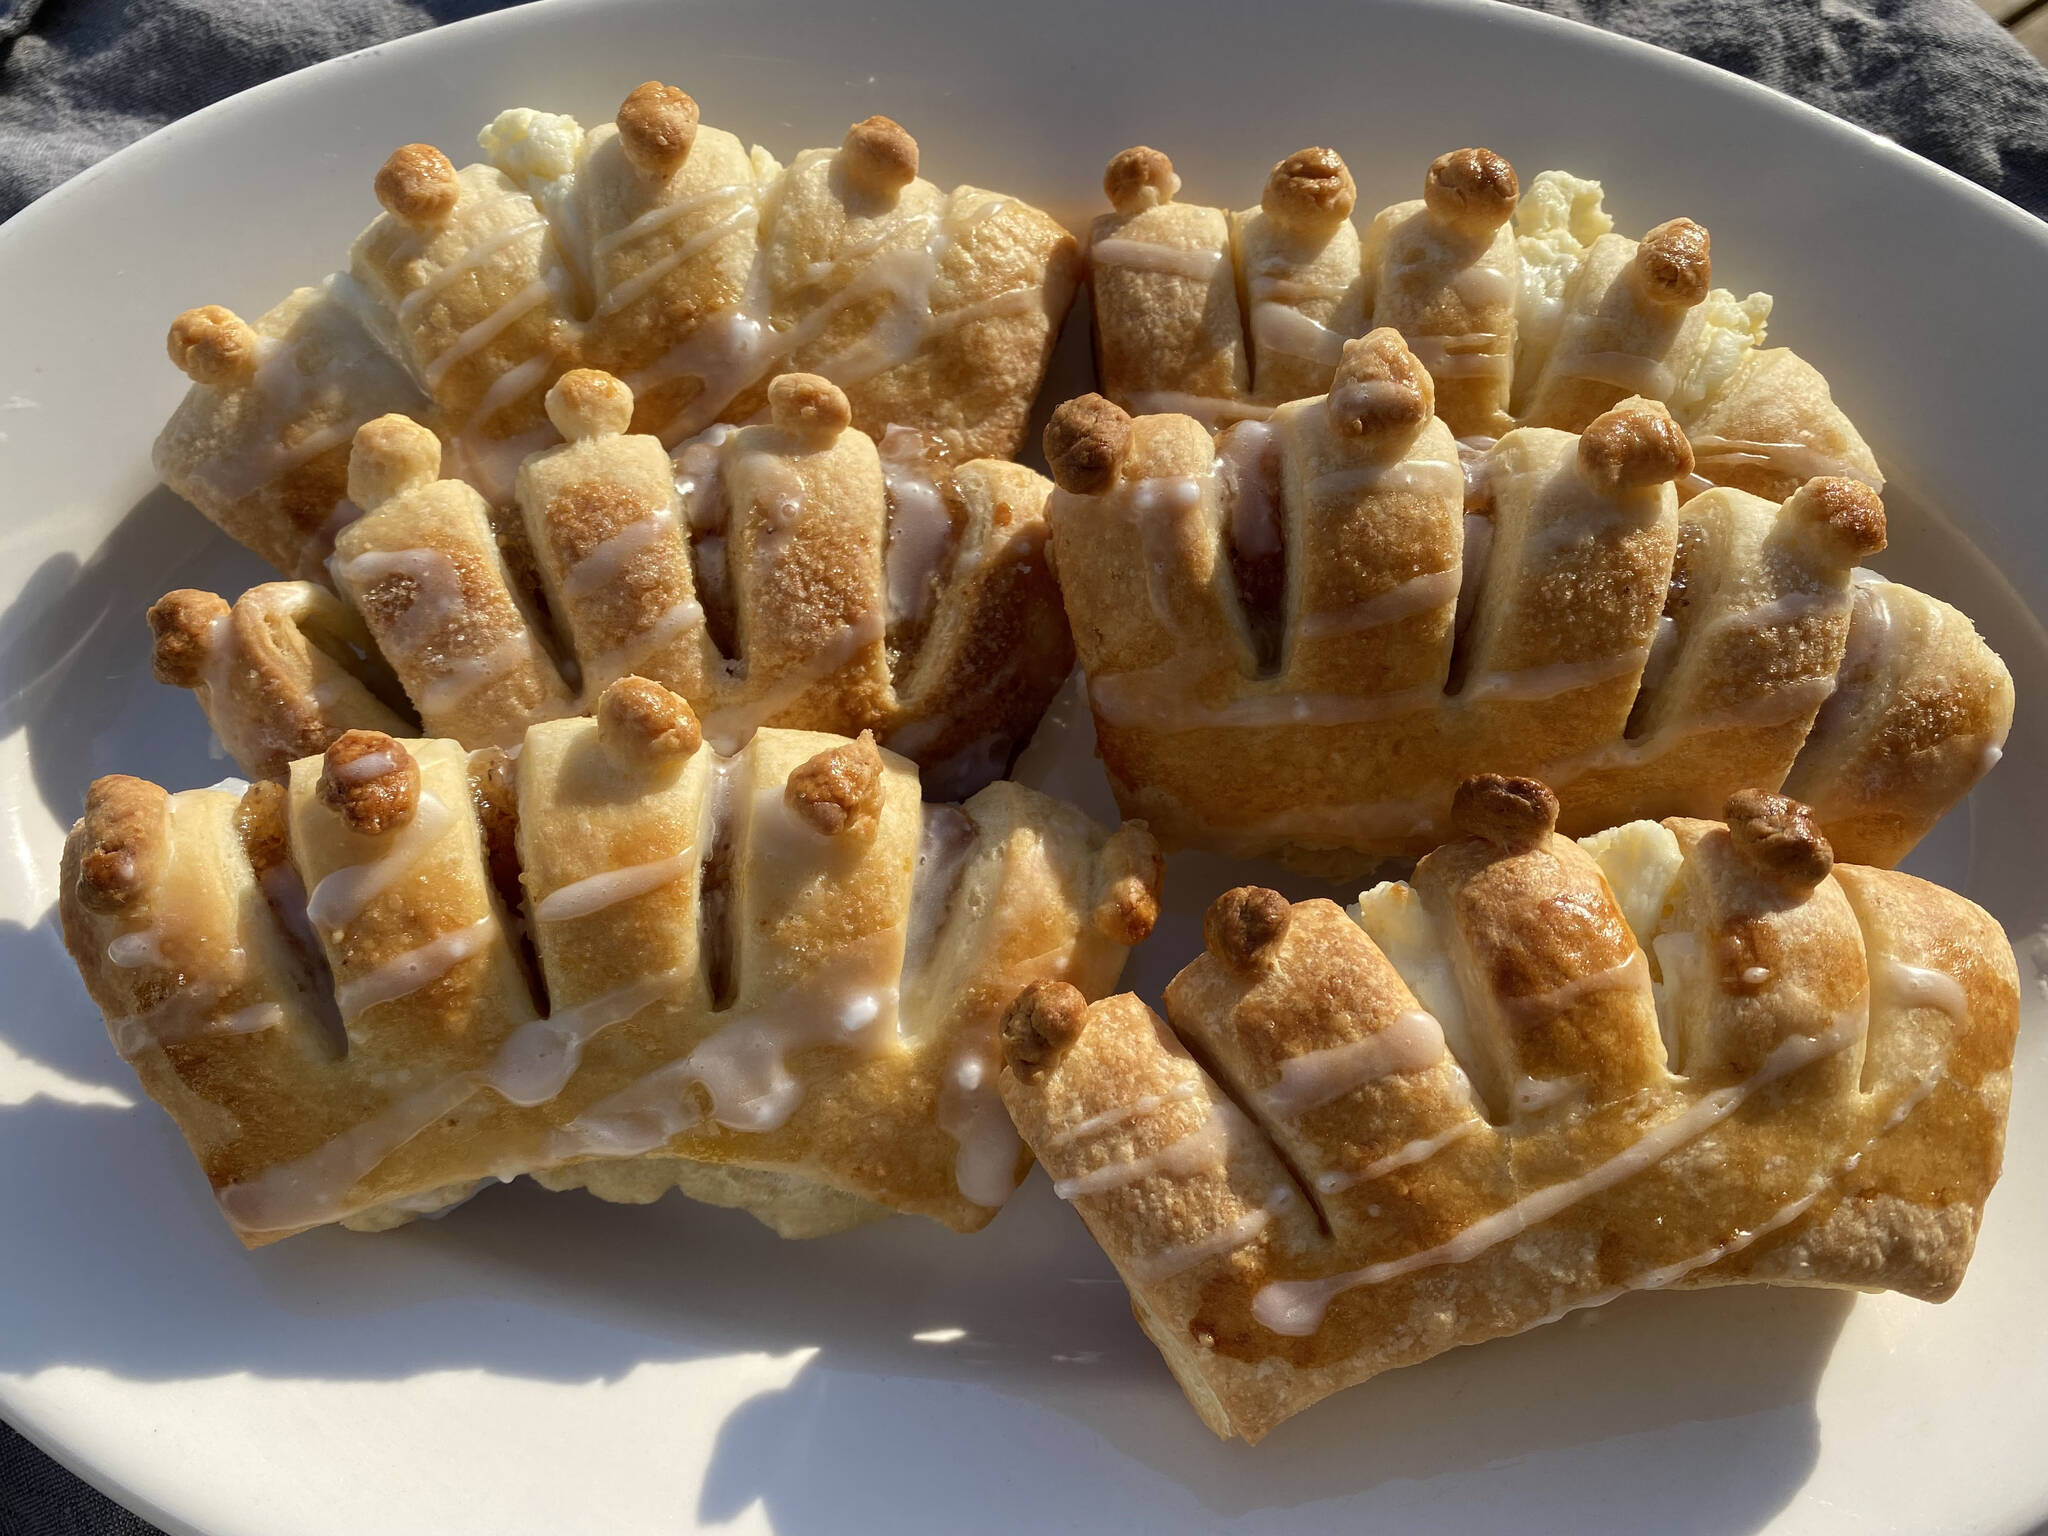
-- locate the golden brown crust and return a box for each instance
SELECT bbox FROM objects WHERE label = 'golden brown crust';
[839,115,919,199]
[785,730,885,837]
[1576,399,1694,492]
[1044,393,1132,494]
[616,81,700,180]
[1261,148,1356,229]
[347,413,442,511]
[1103,145,1178,215]
[234,780,292,877]
[373,143,459,226]
[1450,773,1559,851]
[544,368,635,440]
[1202,886,1292,973]
[596,675,702,767]
[1093,821,1164,944]
[1422,147,1519,233]
[1785,476,1887,561]
[1000,978,1089,1082]
[74,776,169,915]
[1630,217,1712,307]
[148,588,230,687]
[766,372,853,445]
[1327,329,1434,439]
[318,730,420,834]
[166,305,260,387]
[1724,787,1834,890]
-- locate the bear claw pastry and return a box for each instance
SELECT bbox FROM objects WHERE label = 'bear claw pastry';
[154,370,1074,800]
[1086,143,1880,502]
[152,83,1080,578]
[59,677,1159,1245]
[1042,334,2010,869]
[999,777,2017,1441]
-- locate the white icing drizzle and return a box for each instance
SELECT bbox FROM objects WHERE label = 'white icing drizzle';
[1510,1074,1587,1116]
[483,966,692,1108]
[1879,957,1969,1020]
[1249,302,1349,367]
[1042,1078,1203,1151]
[587,598,706,687]
[1461,645,1649,704]
[1130,1208,1272,1284]
[398,217,549,325]
[1408,333,1512,381]
[331,548,538,717]
[1686,435,1880,490]
[1090,671,1443,733]
[327,748,398,785]
[1250,1005,1865,1336]
[334,916,498,1020]
[1296,568,1461,640]
[1557,350,1676,400]
[304,792,456,933]
[593,201,760,319]
[561,507,678,601]
[1452,261,1519,309]
[697,606,886,752]
[1332,1118,1485,1191]
[1052,1105,1234,1200]
[532,848,697,923]
[108,1000,285,1060]
[1306,459,1465,501]
[1089,237,1227,282]
[413,632,538,717]
[107,929,167,968]
[936,1049,1024,1208]
[1499,951,1650,1017]
[1121,390,1275,426]
[879,425,956,629]
[592,182,754,262]
[1260,1011,1447,1118]
[422,278,553,392]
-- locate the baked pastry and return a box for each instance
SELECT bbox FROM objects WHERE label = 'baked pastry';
[999,776,2017,1441]
[59,676,1161,1246]
[1042,333,2010,869]
[152,370,1072,799]
[153,83,1080,578]
[1086,144,1879,502]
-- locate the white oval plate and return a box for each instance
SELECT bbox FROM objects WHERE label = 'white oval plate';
[3,1,2045,1532]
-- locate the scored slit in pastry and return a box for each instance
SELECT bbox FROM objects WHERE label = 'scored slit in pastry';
[151,82,1080,580]
[58,675,1162,1246]
[999,775,2017,1442]
[150,370,1072,799]
[1040,330,2010,870]
[1087,143,1878,502]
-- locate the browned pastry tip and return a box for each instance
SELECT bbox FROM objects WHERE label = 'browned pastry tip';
[1094,822,1164,944]
[1000,979,1089,1083]
[1784,476,1888,560]
[318,730,420,835]
[840,115,919,198]
[1327,328,1434,439]
[1043,393,1132,494]
[1203,885,1292,973]
[785,731,885,838]
[1724,788,1834,890]
[616,81,700,179]
[74,775,169,915]
[166,305,259,387]
[1262,147,1357,228]
[1423,147,1520,234]
[1103,145,1179,215]
[1451,773,1560,851]
[767,372,853,445]
[1630,217,1712,307]
[1577,400,1693,494]
[374,142,460,226]
[147,588,230,688]
[234,780,292,876]
[596,675,702,768]
[545,368,636,441]
[347,413,443,512]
